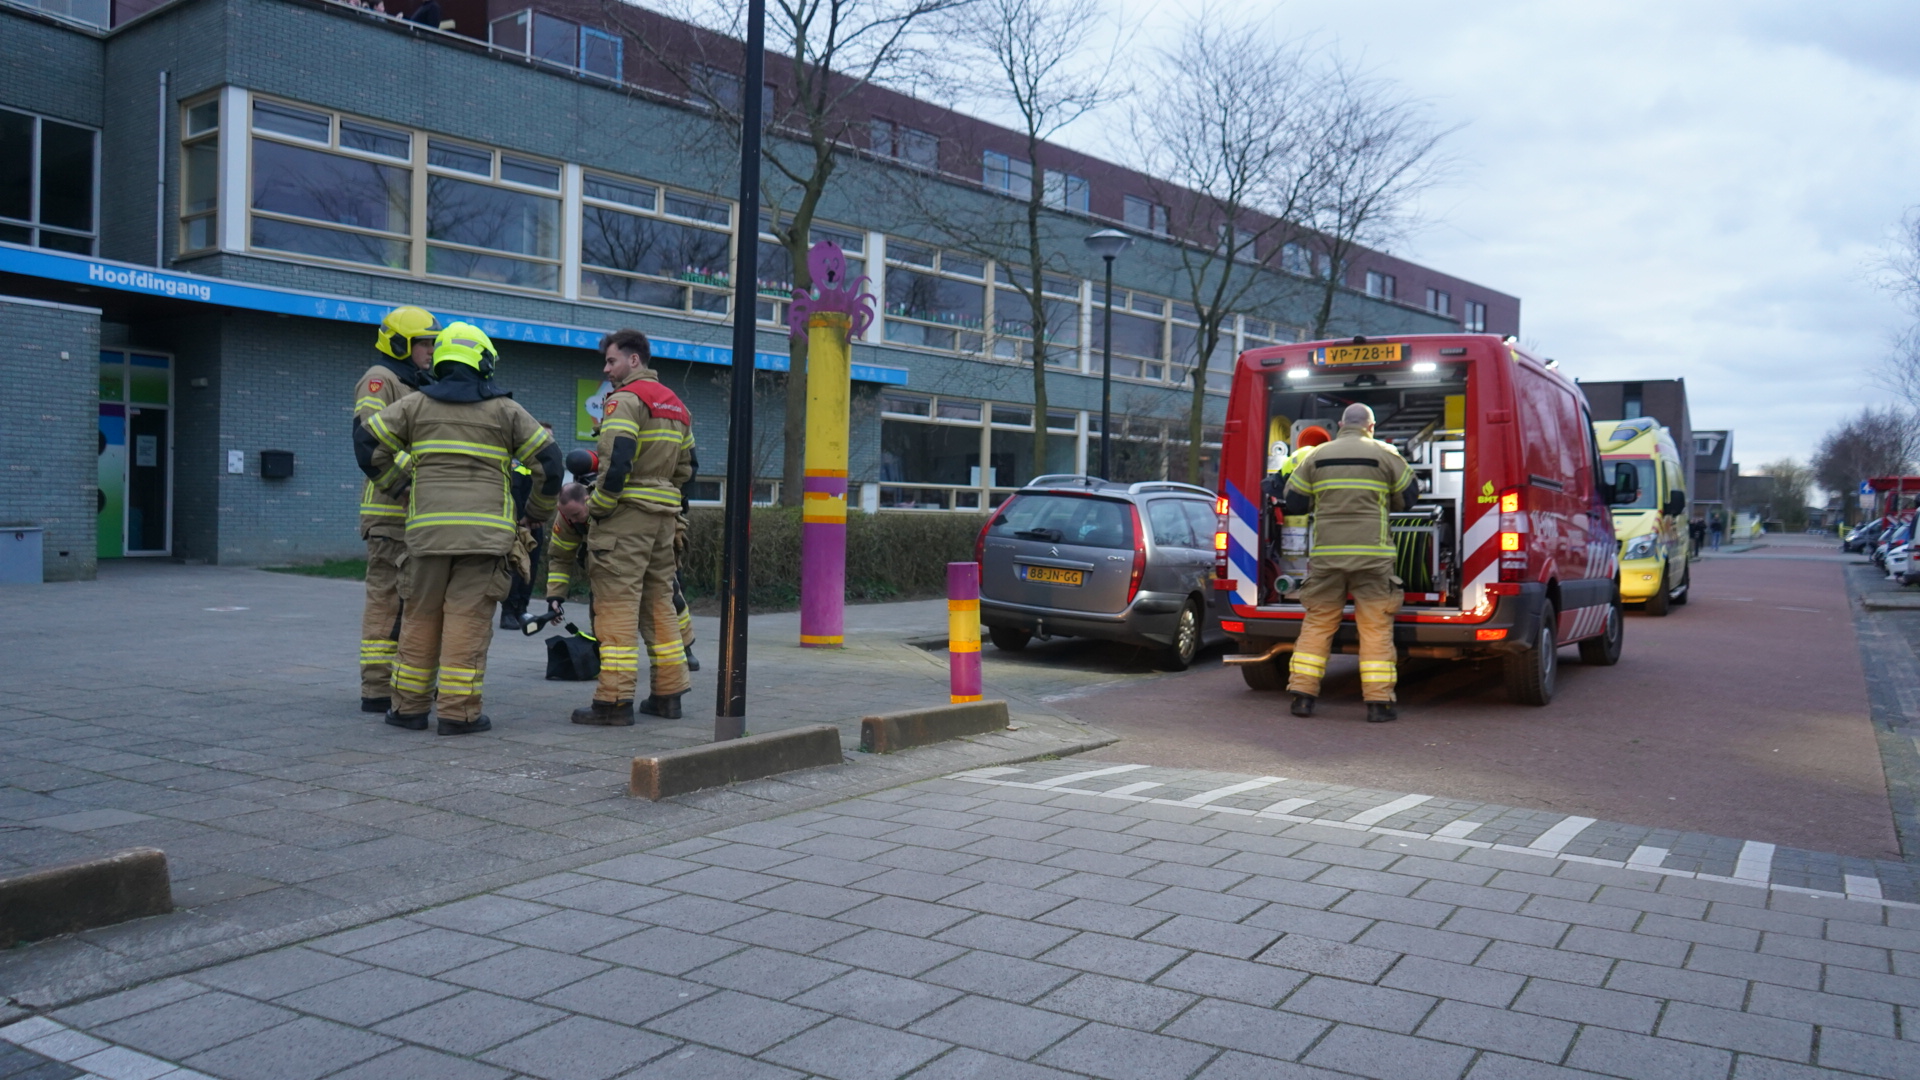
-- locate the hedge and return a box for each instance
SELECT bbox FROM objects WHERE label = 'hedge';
[678,507,991,609]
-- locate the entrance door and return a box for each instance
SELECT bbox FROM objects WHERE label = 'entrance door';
[97,351,173,558]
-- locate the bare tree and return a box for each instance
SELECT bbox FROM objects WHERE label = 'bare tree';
[1299,61,1455,339]
[605,0,966,505]
[1812,407,1920,523]
[1755,458,1813,531]
[1135,16,1327,482]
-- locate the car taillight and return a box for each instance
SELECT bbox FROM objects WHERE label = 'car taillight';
[1128,504,1146,604]
[975,500,1008,565]
[1220,619,1245,633]
[1497,487,1527,582]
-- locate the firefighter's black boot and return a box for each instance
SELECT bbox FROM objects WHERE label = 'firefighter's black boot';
[572,700,634,726]
[499,609,523,630]
[685,645,700,672]
[362,695,392,714]
[384,709,429,730]
[1367,703,1398,724]
[438,714,492,736]
[639,693,684,720]
[1290,693,1315,718]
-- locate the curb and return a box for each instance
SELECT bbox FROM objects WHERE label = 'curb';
[860,700,1009,754]
[630,724,845,800]
[0,849,172,948]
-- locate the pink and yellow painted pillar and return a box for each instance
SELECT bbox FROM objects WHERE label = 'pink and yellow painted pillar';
[948,562,982,702]
[799,309,851,647]
[788,240,875,649]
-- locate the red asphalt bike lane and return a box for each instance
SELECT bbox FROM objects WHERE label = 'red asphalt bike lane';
[1061,553,1898,860]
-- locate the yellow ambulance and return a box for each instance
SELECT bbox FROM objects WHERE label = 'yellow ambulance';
[1593,417,1690,615]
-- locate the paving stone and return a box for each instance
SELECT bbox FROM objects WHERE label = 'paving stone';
[94,991,297,1060]
[1033,973,1196,1030]
[1226,876,1348,911]
[411,895,559,934]
[934,913,1078,958]
[1564,1026,1733,1080]
[790,970,962,1029]
[627,895,761,934]
[586,926,746,975]
[1042,871,1166,905]
[1442,907,1568,948]
[1760,932,1889,972]
[480,1015,679,1080]
[745,880,878,918]
[1038,932,1187,981]
[372,989,567,1054]
[48,979,204,1029]
[576,853,701,886]
[1192,1050,1365,1080]
[1412,880,1529,915]
[275,968,465,1026]
[1656,1002,1812,1061]
[1036,1022,1217,1080]
[1138,914,1279,960]
[534,967,714,1026]
[642,990,827,1056]
[1280,974,1435,1034]
[319,1045,512,1080]
[717,911,866,953]
[764,854,893,887]
[1591,885,1708,920]
[1517,895,1642,932]
[1416,999,1577,1062]
[1746,982,1898,1036]
[1331,889,1453,928]
[1242,903,1373,943]
[1815,1028,1920,1079]
[1636,911,1760,951]
[686,946,848,1000]
[1465,1053,1614,1079]
[904,1047,1087,1080]
[1152,952,1308,1007]
[921,952,1077,1004]
[1512,977,1661,1034]
[939,882,1074,920]
[685,841,807,873]
[1353,921,1489,965]
[1823,965,1920,1008]
[813,928,968,977]
[344,926,517,976]
[1604,960,1746,1008]
[839,896,974,937]
[1477,941,1612,986]
[1826,921,1920,953]
[186,947,366,1000]
[1161,997,1326,1060]
[951,858,1074,890]
[1301,1023,1476,1080]
[182,1016,398,1080]
[1379,956,1524,1009]
[762,1016,951,1080]
[1257,934,1400,983]
[1682,943,1821,989]
[908,995,1085,1058]
[494,910,650,953]
[856,869,976,901]
[1135,886,1264,924]
[440,946,609,998]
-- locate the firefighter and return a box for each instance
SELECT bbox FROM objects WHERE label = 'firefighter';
[1281,402,1412,723]
[353,305,438,714]
[355,322,563,735]
[574,328,694,725]
[543,482,591,620]
[499,458,548,630]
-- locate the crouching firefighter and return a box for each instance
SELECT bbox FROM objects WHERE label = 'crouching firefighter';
[573,328,695,725]
[1280,402,1413,723]
[355,322,562,735]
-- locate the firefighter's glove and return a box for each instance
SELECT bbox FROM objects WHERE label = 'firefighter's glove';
[674,517,689,557]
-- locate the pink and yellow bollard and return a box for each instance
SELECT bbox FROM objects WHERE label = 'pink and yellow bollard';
[948,562,982,703]
[798,309,850,648]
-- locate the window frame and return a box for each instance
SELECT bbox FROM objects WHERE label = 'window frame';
[882,240,990,355]
[177,95,221,256]
[1123,195,1169,238]
[982,150,1033,198]
[755,213,866,327]
[578,169,737,317]
[1463,299,1487,333]
[0,104,99,256]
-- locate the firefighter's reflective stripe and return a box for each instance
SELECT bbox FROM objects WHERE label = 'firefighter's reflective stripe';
[1297,477,1391,494]
[636,429,684,445]
[1359,660,1398,684]
[600,416,642,437]
[412,439,511,464]
[514,430,553,461]
[648,640,684,662]
[1312,542,1398,558]
[599,644,639,672]
[589,485,619,513]
[356,395,388,413]
[360,638,398,663]
[407,511,515,532]
[392,662,436,693]
[365,412,402,451]
[620,485,682,507]
[1290,651,1328,678]
[438,665,483,695]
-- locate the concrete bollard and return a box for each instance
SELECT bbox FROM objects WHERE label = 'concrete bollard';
[948,562,981,703]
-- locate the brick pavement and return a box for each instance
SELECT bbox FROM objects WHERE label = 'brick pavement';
[0,563,1122,1008]
[6,762,1918,1080]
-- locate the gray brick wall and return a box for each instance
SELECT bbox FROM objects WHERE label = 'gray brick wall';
[0,295,101,582]
[0,9,103,127]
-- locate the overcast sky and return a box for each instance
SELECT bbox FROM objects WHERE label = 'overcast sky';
[1054,0,1920,471]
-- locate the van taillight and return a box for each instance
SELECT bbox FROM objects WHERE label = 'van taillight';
[1128,504,1147,604]
[1497,487,1527,582]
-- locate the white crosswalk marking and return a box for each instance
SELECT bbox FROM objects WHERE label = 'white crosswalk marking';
[1167,777,1286,807]
[1104,781,1163,797]
[1627,845,1669,870]
[1734,840,1776,882]
[1528,816,1597,854]
[1345,793,1432,827]
[1259,797,1318,815]
[1434,818,1484,839]
[1844,874,1883,900]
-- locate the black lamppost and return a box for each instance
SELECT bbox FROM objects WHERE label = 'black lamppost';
[1083,229,1132,479]
[715,0,766,741]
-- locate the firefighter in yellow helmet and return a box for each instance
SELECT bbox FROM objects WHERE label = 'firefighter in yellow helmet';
[1280,403,1412,723]
[353,306,438,713]
[355,323,562,735]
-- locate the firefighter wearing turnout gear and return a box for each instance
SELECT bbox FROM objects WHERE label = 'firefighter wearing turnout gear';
[355,322,564,735]
[353,305,439,713]
[572,328,694,726]
[1280,402,1413,723]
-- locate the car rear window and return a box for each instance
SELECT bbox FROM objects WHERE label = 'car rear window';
[991,493,1135,549]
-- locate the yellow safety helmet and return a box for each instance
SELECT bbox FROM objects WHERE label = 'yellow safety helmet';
[432,322,498,377]
[375,305,441,361]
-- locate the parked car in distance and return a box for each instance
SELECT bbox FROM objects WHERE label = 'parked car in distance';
[976,476,1229,670]
[1887,539,1912,585]
[1845,519,1887,553]
[1873,520,1910,570]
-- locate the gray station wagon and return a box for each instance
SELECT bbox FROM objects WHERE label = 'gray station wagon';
[975,476,1228,669]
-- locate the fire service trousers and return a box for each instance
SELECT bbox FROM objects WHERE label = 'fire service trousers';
[360,536,405,699]
[1288,564,1403,703]
[588,510,690,705]
[392,553,511,721]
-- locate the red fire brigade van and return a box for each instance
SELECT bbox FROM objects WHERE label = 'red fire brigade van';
[1211,334,1639,705]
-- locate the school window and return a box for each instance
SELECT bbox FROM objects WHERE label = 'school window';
[1043,169,1089,213]
[1281,242,1313,277]
[1092,286,1171,383]
[1219,226,1256,261]
[1365,270,1395,300]
[755,213,864,326]
[579,172,733,315]
[489,10,623,80]
[1463,299,1486,332]
[991,266,1080,367]
[247,99,414,274]
[425,140,562,291]
[0,106,97,255]
[1425,287,1451,316]
[982,151,1033,198]
[178,98,219,254]
[884,241,987,353]
[870,120,939,169]
[878,396,1079,509]
[1123,195,1168,237]
[690,64,744,112]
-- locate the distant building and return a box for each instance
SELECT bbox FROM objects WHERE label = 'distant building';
[1693,431,1735,523]
[1578,380,1695,501]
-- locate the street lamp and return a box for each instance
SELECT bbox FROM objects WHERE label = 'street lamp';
[1083,229,1132,480]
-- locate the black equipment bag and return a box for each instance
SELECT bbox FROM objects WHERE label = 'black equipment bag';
[545,623,600,681]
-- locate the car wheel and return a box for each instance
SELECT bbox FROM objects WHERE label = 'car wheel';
[1643,568,1670,617]
[1578,594,1624,666]
[1504,617,1557,706]
[1236,638,1282,687]
[1154,600,1202,672]
[1670,561,1690,606]
[987,625,1031,652]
